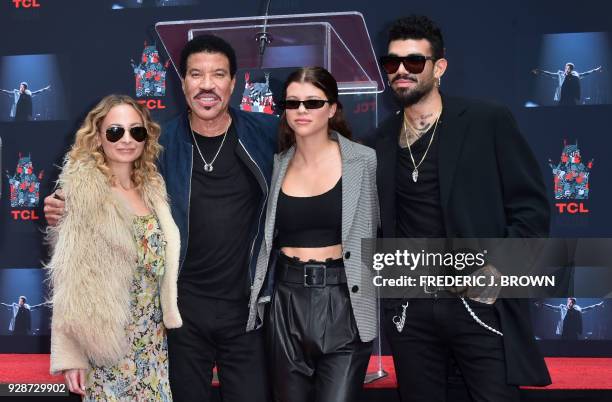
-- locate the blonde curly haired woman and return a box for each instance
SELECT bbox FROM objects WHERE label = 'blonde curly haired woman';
[47,94,181,401]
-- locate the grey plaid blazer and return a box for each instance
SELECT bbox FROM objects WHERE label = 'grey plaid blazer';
[246,131,380,342]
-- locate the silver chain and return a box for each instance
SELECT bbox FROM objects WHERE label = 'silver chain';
[390,298,503,337]
[189,117,231,173]
[460,297,503,336]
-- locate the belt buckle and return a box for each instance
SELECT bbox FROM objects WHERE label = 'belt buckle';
[304,264,326,288]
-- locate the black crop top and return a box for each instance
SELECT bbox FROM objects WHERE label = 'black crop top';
[275,178,342,248]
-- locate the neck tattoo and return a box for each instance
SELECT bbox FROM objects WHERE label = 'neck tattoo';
[417,113,434,128]
[401,117,432,147]
[404,111,435,138]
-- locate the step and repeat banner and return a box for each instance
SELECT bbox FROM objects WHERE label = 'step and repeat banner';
[0,0,610,352]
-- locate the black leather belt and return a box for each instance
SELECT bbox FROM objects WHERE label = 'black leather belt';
[277,259,346,287]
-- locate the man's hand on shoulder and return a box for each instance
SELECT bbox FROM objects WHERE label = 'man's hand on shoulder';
[43,190,65,227]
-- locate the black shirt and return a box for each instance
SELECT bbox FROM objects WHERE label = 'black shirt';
[180,124,261,301]
[396,124,446,238]
[276,178,342,248]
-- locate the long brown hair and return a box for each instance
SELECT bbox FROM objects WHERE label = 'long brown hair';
[68,94,162,190]
[278,67,352,152]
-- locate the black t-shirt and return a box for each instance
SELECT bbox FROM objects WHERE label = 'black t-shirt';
[179,124,261,302]
[396,124,446,238]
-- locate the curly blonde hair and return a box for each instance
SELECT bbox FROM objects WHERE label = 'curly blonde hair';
[68,94,162,190]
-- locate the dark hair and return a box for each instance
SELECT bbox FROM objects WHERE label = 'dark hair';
[20,82,28,89]
[388,15,445,60]
[179,34,237,78]
[569,297,577,303]
[566,62,575,71]
[278,67,352,152]
[19,296,26,303]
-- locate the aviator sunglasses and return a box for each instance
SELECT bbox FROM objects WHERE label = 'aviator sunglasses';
[105,126,148,143]
[379,54,437,75]
[279,99,330,110]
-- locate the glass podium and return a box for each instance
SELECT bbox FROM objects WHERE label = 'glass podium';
[156,12,385,140]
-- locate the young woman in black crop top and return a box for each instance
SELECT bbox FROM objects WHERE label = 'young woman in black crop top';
[261,67,379,402]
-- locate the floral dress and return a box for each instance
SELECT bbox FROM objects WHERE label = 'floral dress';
[84,214,172,402]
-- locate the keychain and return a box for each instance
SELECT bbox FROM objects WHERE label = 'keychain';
[392,301,410,333]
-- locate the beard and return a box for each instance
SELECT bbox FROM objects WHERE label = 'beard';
[391,74,436,107]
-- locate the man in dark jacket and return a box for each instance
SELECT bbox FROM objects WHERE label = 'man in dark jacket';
[532,63,602,105]
[155,34,277,402]
[0,82,51,121]
[374,15,551,402]
[538,298,604,340]
[1,296,44,335]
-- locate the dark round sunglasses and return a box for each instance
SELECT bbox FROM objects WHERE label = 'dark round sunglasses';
[279,99,330,110]
[380,55,436,75]
[105,126,148,143]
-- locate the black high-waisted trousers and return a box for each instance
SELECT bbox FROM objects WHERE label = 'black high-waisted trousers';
[267,253,372,402]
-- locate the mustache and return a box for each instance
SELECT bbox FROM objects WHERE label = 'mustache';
[194,89,220,99]
[392,74,418,84]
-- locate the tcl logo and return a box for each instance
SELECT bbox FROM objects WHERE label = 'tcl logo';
[555,202,589,214]
[13,0,40,8]
[11,210,40,220]
[137,99,166,110]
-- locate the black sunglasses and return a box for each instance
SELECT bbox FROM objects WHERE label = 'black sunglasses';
[105,126,148,143]
[380,55,436,75]
[279,99,330,110]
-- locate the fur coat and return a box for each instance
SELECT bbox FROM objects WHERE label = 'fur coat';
[46,157,181,374]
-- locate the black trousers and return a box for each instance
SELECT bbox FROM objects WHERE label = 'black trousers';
[167,293,270,402]
[268,256,372,402]
[384,298,520,402]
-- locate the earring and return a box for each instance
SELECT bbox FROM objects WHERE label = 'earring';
[436,77,441,87]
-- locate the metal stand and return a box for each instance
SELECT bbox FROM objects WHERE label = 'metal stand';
[364,285,388,384]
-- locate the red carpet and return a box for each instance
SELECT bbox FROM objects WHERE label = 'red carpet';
[0,355,611,390]
[363,356,612,390]
[522,358,612,390]
[0,354,63,384]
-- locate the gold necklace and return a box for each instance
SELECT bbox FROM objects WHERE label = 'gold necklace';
[112,176,135,191]
[402,108,442,183]
[118,182,134,191]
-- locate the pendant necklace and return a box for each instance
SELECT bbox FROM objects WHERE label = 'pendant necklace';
[189,116,231,173]
[403,108,442,182]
